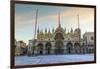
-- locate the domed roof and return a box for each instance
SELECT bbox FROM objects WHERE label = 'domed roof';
[55,12,64,33]
[75,28,81,32]
[55,23,64,33]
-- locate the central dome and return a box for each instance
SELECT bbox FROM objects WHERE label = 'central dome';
[55,12,64,33]
[55,23,64,33]
[54,23,64,40]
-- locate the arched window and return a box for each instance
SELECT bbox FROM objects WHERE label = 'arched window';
[55,33,64,40]
[37,43,43,55]
[91,36,94,40]
[45,42,52,54]
[66,42,73,54]
[74,42,80,54]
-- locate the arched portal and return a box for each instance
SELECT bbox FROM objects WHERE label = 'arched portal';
[66,42,73,54]
[37,43,43,55]
[82,43,86,54]
[45,42,52,54]
[55,40,63,54]
[74,42,80,54]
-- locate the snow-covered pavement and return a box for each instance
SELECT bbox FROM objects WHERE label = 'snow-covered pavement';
[15,54,94,65]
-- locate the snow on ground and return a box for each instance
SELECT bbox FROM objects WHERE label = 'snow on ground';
[15,54,94,66]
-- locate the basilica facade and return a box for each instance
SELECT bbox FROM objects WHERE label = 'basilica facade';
[27,14,94,56]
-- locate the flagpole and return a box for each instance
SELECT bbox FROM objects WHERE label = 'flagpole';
[33,9,38,56]
[77,14,79,29]
[34,9,38,40]
[58,12,61,27]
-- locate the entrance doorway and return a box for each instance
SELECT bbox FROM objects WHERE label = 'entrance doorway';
[67,42,73,54]
[37,43,43,55]
[45,42,52,54]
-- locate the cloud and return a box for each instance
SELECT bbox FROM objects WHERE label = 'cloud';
[15,6,94,26]
[15,5,94,44]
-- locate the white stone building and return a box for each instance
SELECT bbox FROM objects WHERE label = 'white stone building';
[83,32,94,53]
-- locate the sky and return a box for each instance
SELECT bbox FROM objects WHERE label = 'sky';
[15,4,94,45]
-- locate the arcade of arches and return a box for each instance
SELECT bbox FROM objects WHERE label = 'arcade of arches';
[33,41,86,55]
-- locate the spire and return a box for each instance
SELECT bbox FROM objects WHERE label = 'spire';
[58,12,61,28]
[37,26,39,33]
[52,28,54,33]
[45,28,47,33]
[77,14,81,42]
[71,28,73,33]
[77,14,80,29]
[64,28,66,32]
[34,9,38,39]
